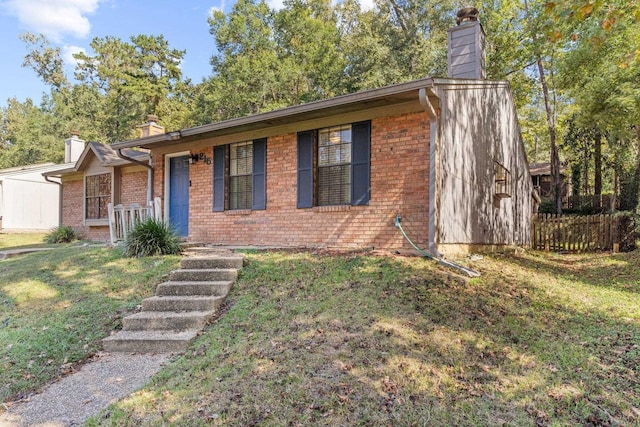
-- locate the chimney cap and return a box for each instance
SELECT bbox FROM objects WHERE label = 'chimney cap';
[70,129,81,137]
[456,7,479,25]
[146,114,159,124]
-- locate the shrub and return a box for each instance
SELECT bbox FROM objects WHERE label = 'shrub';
[122,217,182,257]
[538,198,557,214]
[44,226,79,244]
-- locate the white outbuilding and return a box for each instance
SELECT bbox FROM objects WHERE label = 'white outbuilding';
[0,133,84,231]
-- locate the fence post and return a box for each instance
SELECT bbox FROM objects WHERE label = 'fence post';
[532,213,619,253]
[613,217,622,253]
[108,203,116,245]
[153,197,162,221]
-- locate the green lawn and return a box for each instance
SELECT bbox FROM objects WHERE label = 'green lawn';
[0,232,47,249]
[0,246,180,403]
[81,249,639,427]
[2,242,638,426]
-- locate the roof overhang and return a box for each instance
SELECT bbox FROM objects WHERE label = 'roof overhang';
[112,77,510,151]
[112,78,450,150]
[42,143,149,177]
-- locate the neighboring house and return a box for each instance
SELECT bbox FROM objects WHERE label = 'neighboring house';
[0,163,67,231]
[98,15,534,255]
[0,133,86,231]
[529,162,570,200]
[43,136,153,242]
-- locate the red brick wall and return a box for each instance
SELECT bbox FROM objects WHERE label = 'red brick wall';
[61,178,85,233]
[153,112,430,251]
[61,178,109,241]
[61,169,149,243]
[120,170,148,205]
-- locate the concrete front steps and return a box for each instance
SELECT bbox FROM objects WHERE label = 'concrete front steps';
[103,249,243,353]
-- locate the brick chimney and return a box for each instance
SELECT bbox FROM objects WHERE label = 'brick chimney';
[65,130,85,163]
[138,114,165,138]
[447,7,486,79]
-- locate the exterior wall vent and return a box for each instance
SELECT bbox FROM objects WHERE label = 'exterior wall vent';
[447,8,486,80]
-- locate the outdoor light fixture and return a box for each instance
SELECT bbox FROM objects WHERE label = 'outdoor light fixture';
[494,162,512,198]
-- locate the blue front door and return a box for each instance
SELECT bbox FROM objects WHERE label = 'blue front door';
[169,156,189,236]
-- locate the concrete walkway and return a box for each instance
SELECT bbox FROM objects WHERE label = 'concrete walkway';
[0,245,230,426]
[0,243,107,260]
[0,352,169,427]
[0,247,55,260]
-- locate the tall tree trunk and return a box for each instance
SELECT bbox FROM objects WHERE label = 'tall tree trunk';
[537,58,562,214]
[524,0,561,213]
[594,128,602,210]
[635,125,640,213]
[583,147,589,195]
[613,160,619,212]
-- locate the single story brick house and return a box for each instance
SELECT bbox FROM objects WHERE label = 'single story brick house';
[48,17,535,255]
[44,138,152,242]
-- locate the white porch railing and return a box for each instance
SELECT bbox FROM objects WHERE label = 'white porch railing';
[107,197,162,244]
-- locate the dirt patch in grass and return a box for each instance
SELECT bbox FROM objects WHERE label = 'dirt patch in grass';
[86,249,640,426]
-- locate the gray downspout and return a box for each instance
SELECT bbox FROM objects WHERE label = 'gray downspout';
[116,150,154,205]
[44,176,63,227]
[419,87,442,257]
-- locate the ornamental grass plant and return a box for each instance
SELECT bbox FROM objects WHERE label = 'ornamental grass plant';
[44,226,79,244]
[121,218,182,258]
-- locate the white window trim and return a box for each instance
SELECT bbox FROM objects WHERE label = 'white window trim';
[83,169,113,226]
[164,151,191,224]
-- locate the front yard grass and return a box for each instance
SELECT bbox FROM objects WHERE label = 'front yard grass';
[87,249,640,427]
[0,246,180,404]
[0,232,47,249]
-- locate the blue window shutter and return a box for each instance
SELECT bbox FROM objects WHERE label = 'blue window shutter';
[213,145,226,212]
[351,120,371,205]
[297,130,314,208]
[252,138,267,210]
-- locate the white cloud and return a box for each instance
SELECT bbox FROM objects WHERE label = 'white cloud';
[2,0,101,41]
[62,45,85,68]
[359,0,376,12]
[266,0,285,11]
[208,2,225,14]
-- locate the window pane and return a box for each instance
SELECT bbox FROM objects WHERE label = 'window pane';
[230,142,253,175]
[230,175,252,209]
[85,173,111,219]
[229,141,253,210]
[341,127,352,143]
[317,125,352,205]
[86,199,98,219]
[318,164,351,206]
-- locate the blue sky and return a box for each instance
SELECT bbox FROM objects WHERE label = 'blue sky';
[0,0,254,104]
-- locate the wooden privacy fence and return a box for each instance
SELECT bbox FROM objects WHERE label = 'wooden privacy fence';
[531,214,621,252]
[107,197,162,245]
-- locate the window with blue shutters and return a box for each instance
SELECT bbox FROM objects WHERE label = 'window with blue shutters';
[230,141,253,209]
[213,138,267,211]
[318,125,352,206]
[297,120,370,208]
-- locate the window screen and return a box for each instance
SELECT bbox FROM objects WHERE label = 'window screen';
[317,125,352,206]
[229,141,253,209]
[85,173,111,219]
